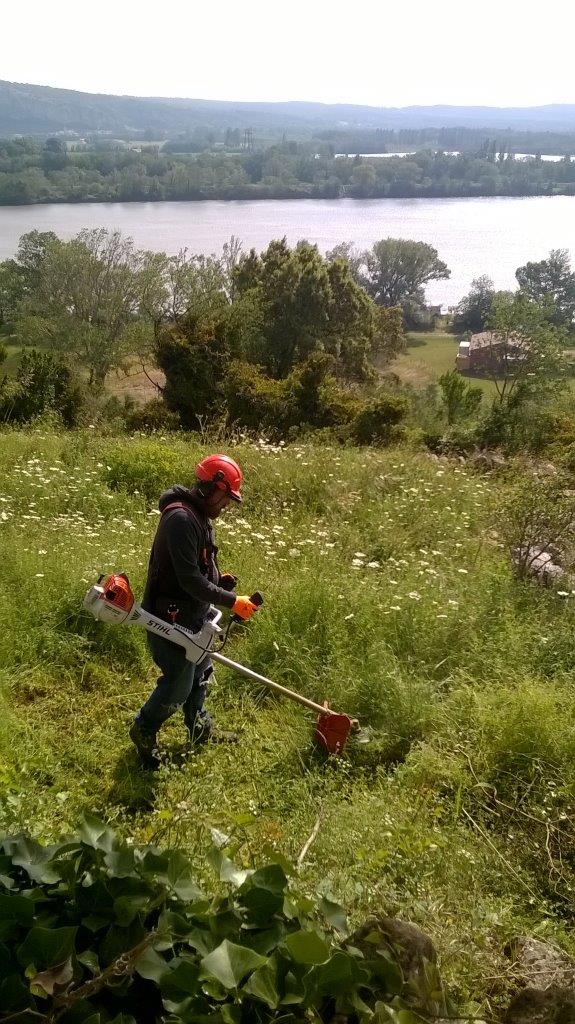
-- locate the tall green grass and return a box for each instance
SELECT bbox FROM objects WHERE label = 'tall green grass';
[2,428,575,1014]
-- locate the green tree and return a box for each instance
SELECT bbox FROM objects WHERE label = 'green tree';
[451,275,497,335]
[516,249,575,331]
[162,249,228,322]
[232,239,389,379]
[485,293,567,407]
[479,294,568,448]
[0,349,82,425]
[155,314,230,429]
[233,239,331,377]
[438,369,483,424]
[0,260,26,323]
[360,238,450,312]
[11,230,59,304]
[16,229,165,390]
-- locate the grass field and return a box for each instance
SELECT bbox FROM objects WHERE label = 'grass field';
[2,429,575,1017]
[391,333,499,397]
[392,331,575,401]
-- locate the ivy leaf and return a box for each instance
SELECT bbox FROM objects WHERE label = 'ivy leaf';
[319,897,348,935]
[243,951,285,1008]
[104,847,137,878]
[159,956,201,1000]
[17,926,77,970]
[284,930,330,965]
[304,950,364,998]
[371,951,404,996]
[373,1006,421,1023]
[0,893,35,927]
[2,835,62,884]
[200,939,267,990]
[30,957,73,997]
[241,919,287,955]
[134,946,168,983]
[114,893,154,927]
[0,973,35,1013]
[207,847,249,887]
[221,1005,242,1024]
[78,815,117,853]
[157,908,196,942]
[166,850,204,902]
[237,864,287,925]
[77,949,100,975]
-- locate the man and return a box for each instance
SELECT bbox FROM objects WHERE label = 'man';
[129,453,260,768]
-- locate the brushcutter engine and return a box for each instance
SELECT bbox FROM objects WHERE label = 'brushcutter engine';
[83,573,358,755]
[83,573,222,663]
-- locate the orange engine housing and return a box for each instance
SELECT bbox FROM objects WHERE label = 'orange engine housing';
[102,573,135,613]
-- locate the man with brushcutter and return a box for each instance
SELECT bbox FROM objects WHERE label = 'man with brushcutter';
[129,453,260,768]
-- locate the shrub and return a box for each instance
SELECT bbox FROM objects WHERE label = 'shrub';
[224,359,287,432]
[351,390,408,444]
[284,352,360,430]
[125,397,181,433]
[0,349,84,426]
[495,468,575,580]
[155,316,230,430]
[224,354,360,439]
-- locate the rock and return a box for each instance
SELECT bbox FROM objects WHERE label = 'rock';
[470,448,506,471]
[512,546,575,588]
[504,937,575,1023]
[506,936,575,991]
[505,984,575,1023]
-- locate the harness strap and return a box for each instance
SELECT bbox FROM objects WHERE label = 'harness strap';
[160,501,214,575]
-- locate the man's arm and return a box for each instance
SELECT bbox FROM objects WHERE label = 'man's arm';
[165,512,236,609]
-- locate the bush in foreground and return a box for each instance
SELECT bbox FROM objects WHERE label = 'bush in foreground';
[0,816,447,1023]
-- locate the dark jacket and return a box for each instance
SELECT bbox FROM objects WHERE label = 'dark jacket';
[142,485,236,630]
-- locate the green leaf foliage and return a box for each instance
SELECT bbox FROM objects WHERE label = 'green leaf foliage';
[0,818,444,1021]
[200,938,267,989]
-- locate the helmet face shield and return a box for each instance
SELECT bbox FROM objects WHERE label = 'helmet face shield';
[195,454,243,502]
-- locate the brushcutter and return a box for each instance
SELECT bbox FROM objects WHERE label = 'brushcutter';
[82,573,359,755]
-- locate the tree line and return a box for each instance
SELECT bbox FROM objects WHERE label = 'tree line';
[1,229,442,435]
[0,228,572,457]
[2,136,575,205]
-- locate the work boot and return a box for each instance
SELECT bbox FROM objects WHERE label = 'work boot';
[187,711,238,747]
[129,720,161,769]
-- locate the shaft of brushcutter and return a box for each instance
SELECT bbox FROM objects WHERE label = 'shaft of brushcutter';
[211,651,337,716]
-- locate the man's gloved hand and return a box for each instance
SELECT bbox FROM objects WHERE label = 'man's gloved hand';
[231,596,260,621]
[219,572,238,591]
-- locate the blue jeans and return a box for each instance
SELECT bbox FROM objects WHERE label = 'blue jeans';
[136,632,213,741]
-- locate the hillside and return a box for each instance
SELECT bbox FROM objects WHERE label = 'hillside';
[2,77,575,136]
[2,429,575,1019]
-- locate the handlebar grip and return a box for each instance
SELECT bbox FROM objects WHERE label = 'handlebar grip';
[250,592,264,607]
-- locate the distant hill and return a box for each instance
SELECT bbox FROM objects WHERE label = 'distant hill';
[2,79,575,137]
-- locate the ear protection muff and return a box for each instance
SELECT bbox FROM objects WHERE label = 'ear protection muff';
[197,469,227,500]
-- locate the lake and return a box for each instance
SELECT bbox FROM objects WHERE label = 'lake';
[1,195,574,307]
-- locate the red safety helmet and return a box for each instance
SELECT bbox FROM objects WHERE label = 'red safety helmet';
[195,454,243,502]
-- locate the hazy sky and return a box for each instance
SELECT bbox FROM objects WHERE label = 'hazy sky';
[4,0,575,107]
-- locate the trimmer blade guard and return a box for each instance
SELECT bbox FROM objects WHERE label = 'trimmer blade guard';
[315,711,354,755]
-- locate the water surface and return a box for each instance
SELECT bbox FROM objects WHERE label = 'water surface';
[1,195,574,306]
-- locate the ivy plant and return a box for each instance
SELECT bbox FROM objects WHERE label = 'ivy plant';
[0,816,445,1023]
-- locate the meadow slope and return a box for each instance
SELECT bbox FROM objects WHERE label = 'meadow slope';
[2,429,575,1016]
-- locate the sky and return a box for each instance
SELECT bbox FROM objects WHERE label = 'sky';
[3,0,575,108]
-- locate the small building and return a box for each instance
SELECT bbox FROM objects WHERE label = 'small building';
[456,331,525,374]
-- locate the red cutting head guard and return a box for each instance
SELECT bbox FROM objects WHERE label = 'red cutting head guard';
[195,454,243,502]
